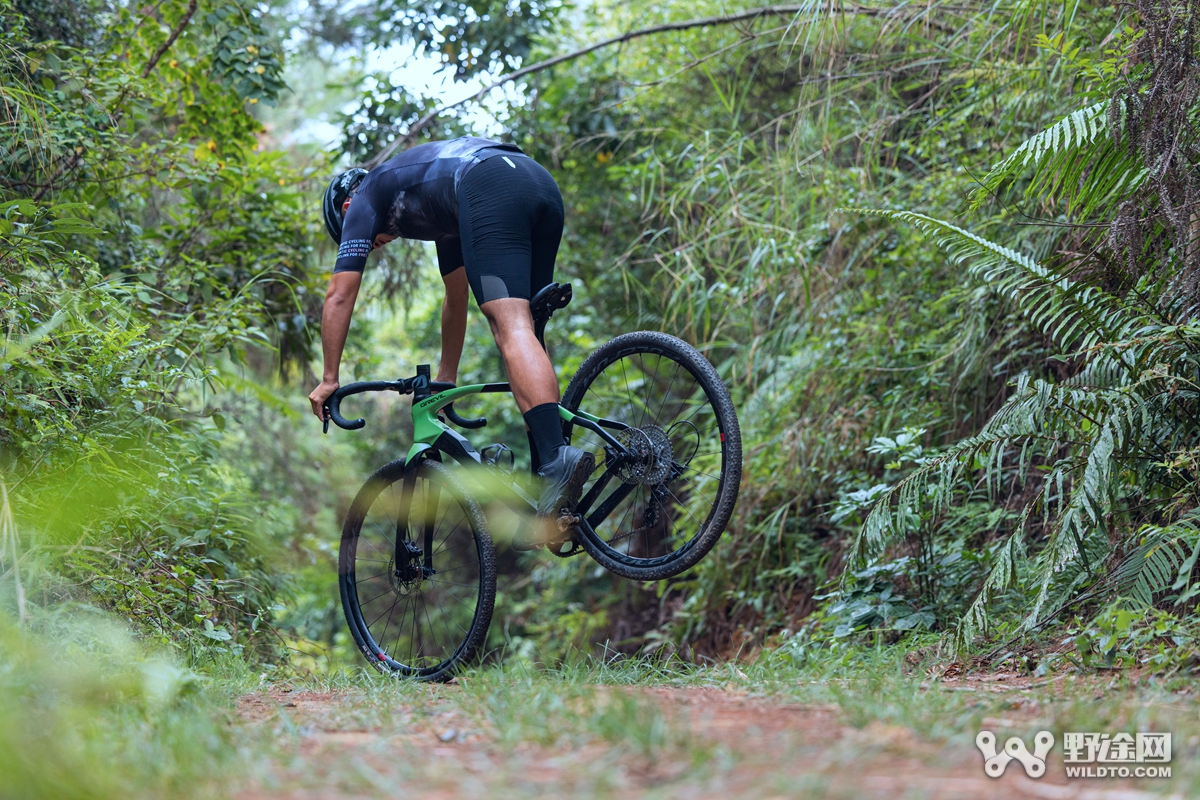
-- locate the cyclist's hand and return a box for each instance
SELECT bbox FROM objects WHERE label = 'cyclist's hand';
[309,379,339,421]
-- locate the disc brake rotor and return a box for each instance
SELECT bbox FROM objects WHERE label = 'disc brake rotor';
[387,540,424,596]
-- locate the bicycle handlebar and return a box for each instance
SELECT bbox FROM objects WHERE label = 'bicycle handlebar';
[440,404,486,429]
[326,380,406,431]
[323,377,487,433]
[428,382,487,430]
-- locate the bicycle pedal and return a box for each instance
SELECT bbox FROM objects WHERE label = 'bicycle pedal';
[556,511,582,533]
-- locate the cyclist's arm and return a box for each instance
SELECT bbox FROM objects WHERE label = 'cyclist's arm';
[310,197,379,418]
[308,271,361,418]
[438,266,469,384]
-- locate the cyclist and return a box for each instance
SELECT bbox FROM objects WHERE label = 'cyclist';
[308,136,593,548]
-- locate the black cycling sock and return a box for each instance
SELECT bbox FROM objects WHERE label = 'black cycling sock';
[523,402,565,469]
[527,429,542,475]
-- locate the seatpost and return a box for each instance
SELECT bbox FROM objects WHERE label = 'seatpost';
[414,364,432,400]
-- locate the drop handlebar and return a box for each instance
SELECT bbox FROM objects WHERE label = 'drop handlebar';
[322,375,486,433]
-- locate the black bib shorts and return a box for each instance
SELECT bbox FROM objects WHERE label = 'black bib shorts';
[332,138,564,308]
[444,152,564,306]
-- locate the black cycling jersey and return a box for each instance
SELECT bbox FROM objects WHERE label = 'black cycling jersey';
[333,136,524,274]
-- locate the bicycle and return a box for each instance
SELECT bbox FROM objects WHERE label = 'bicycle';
[323,282,742,681]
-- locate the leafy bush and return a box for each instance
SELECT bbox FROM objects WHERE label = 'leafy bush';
[845,0,1200,651]
[0,609,257,800]
[1,0,313,656]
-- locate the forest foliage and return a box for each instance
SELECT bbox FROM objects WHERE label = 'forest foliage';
[1,0,312,658]
[3,0,1200,691]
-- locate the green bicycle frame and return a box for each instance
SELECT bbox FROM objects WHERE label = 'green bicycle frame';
[405,383,630,477]
[397,376,636,553]
[404,382,508,466]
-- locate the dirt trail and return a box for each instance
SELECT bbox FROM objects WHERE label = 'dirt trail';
[233,685,1180,800]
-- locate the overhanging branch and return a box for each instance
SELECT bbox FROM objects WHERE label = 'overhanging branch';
[142,0,199,79]
[33,0,198,200]
[365,3,907,168]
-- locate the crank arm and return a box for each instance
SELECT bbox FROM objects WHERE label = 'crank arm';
[576,465,615,518]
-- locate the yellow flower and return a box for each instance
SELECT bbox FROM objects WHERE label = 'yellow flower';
[206,140,216,152]
[254,66,265,74]
[278,179,286,186]
[168,59,178,68]
[248,98,258,104]
[245,45,259,55]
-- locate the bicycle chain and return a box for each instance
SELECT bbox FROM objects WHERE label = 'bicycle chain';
[550,485,667,557]
[548,539,584,558]
[549,523,657,558]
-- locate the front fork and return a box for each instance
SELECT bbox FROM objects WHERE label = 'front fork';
[394,458,438,581]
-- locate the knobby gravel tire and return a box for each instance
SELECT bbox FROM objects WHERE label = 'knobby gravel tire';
[339,458,496,682]
[561,331,741,581]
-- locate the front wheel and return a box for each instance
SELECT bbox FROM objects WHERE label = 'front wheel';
[561,331,742,580]
[339,458,496,681]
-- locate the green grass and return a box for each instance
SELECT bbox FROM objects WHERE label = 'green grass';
[0,609,274,800]
[5,615,1200,798]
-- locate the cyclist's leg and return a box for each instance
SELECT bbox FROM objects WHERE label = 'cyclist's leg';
[528,165,565,300]
[479,299,557,412]
[458,156,590,537]
[523,167,565,473]
[456,155,561,415]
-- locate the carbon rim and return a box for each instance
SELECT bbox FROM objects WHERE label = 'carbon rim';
[565,343,733,569]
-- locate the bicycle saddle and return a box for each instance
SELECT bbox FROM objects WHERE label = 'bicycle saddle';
[530,282,572,348]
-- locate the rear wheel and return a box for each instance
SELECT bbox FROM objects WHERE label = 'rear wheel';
[339,458,495,681]
[561,331,741,580]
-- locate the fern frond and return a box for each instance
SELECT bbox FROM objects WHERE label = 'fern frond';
[993,101,1108,173]
[850,401,1054,566]
[969,101,1143,217]
[851,355,1195,630]
[1111,510,1200,609]
[843,209,1164,357]
[1028,530,1110,626]
[1025,388,1179,624]
[952,532,1025,651]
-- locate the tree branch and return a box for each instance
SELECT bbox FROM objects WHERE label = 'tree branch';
[365,3,908,168]
[33,0,198,200]
[32,148,83,201]
[142,0,198,79]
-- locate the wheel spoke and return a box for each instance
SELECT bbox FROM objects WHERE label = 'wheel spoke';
[427,578,481,589]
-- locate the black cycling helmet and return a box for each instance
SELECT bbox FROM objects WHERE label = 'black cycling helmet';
[322,168,369,243]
